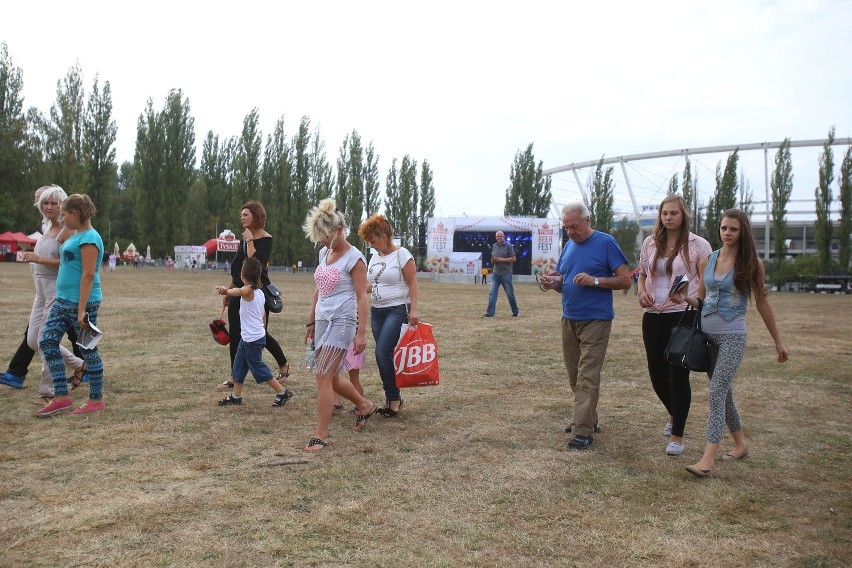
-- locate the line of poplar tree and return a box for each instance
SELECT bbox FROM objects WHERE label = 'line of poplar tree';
[0,43,436,267]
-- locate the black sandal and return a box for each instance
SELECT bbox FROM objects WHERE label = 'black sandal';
[272,389,293,408]
[353,404,378,430]
[378,399,404,417]
[67,366,87,391]
[304,437,330,452]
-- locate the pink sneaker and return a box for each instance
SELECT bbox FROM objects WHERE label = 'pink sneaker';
[35,398,73,417]
[71,400,106,415]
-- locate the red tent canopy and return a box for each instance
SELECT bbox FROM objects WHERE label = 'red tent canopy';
[0,230,37,261]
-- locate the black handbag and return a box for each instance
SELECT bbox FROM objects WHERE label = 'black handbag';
[664,302,711,372]
[263,283,283,313]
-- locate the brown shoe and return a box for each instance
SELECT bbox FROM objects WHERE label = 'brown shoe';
[32,396,54,407]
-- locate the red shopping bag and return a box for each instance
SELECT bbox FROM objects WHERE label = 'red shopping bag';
[393,323,440,388]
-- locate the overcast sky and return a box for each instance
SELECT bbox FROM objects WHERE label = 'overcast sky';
[3,0,851,220]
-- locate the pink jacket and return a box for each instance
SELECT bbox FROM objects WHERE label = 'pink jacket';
[639,232,712,313]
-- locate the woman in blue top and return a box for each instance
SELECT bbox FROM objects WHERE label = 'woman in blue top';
[36,194,105,416]
[671,209,788,477]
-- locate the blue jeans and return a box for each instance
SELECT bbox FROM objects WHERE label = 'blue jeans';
[232,337,273,384]
[371,303,409,402]
[486,272,519,316]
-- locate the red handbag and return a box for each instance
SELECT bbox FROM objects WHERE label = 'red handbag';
[209,306,230,346]
[393,323,440,388]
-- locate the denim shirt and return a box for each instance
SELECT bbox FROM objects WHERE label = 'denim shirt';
[702,250,748,321]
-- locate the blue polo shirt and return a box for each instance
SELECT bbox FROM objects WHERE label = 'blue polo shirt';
[557,231,627,321]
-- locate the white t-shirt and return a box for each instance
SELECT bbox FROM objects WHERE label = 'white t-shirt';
[367,247,414,308]
[314,245,366,321]
[239,289,267,342]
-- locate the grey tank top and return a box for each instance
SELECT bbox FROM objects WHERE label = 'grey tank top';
[32,226,64,279]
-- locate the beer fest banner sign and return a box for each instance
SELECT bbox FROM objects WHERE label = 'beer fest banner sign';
[425,216,560,274]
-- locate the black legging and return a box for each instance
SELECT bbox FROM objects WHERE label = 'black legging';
[641,310,695,438]
[6,324,82,377]
[227,295,287,369]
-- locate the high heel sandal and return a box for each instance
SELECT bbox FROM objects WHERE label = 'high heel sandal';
[378,399,403,417]
[68,366,88,391]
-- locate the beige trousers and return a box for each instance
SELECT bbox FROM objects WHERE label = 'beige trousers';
[561,318,612,438]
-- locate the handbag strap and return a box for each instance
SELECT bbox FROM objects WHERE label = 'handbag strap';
[397,248,410,318]
[220,304,226,320]
[675,298,704,331]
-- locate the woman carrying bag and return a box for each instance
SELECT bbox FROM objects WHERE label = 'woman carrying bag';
[670,208,788,478]
[638,195,712,456]
[217,201,290,392]
[358,214,421,417]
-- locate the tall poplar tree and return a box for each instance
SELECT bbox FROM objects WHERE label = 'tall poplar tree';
[158,89,196,255]
[416,159,436,265]
[668,173,679,196]
[504,142,552,217]
[47,62,86,194]
[344,130,364,242]
[362,142,380,218]
[0,42,37,231]
[770,138,793,268]
[82,76,117,233]
[233,108,262,205]
[682,159,697,221]
[132,100,164,252]
[839,146,852,272]
[585,157,615,234]
[706,149,739,249]
[814,126,834,273]
[384,158,400,230]
[815,127,835,273]
[262,116,293,265]
[398,155,418,249]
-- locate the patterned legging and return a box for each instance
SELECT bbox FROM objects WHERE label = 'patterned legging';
[704,333,746,444]
[39,298,103,400]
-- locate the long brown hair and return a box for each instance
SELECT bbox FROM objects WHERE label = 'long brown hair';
[721,208,762,297]
[652,195,691,277]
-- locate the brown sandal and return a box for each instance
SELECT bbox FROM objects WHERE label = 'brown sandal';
[68,366,87,391]
[32,396,54,407]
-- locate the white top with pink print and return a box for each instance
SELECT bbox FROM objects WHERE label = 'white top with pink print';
[314,245,366,321]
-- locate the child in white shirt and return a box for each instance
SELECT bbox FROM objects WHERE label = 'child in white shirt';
[215,257,292,407]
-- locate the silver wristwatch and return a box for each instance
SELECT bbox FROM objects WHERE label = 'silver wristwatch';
[594,277,599,287]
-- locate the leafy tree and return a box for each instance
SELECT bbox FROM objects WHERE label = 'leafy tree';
[132,89,195,257]
[585,157,615,234]
[770,138,793,269]
[343,130,364,243]
[681,158,701,233]
[233,108,262,205]
[309,125,332,205]
[504,142,552,217]
[185,178,208,245]
[384,158,400,229]
[0,42,38,231]
[418,159,436,263]
[47,63,87,195]
[363,142,381,218]
[612,216,640,266]
[668,173,678,196]
[200,131,234,229]
[262,116,296,265]
[82,76,117,234]
[705,149,739,249]
[111,160,135,243]
[290,116,314,264]
[738,172,753,217]
[838,145,852,272]
[815,127,835,273]
[398,155,418,249]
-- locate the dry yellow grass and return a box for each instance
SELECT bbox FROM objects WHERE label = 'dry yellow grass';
[0,262,849,567]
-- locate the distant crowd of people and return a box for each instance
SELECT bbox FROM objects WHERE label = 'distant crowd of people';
[0,187,789,477]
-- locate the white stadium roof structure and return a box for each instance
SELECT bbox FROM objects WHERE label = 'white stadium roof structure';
[543,137,852,259]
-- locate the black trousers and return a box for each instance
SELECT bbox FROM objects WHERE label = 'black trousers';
[6,324,81,377]
[641,311,695,438]
[227,296,288,369]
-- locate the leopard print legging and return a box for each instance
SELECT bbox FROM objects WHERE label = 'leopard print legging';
[704,333,746,444]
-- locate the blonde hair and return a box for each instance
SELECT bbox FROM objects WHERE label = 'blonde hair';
[35,185,68,224]
[303,198,345,244]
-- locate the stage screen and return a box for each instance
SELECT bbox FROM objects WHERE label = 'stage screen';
[453,231,532,275]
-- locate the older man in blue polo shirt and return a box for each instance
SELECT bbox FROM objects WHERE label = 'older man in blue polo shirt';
[539,202,631,450]
[482,231,520,318]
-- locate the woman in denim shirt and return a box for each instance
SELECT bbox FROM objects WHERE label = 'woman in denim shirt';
[638,196,712,456]
[671,209,788,478]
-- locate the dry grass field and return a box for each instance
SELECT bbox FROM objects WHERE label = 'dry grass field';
[0,262,850,567]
